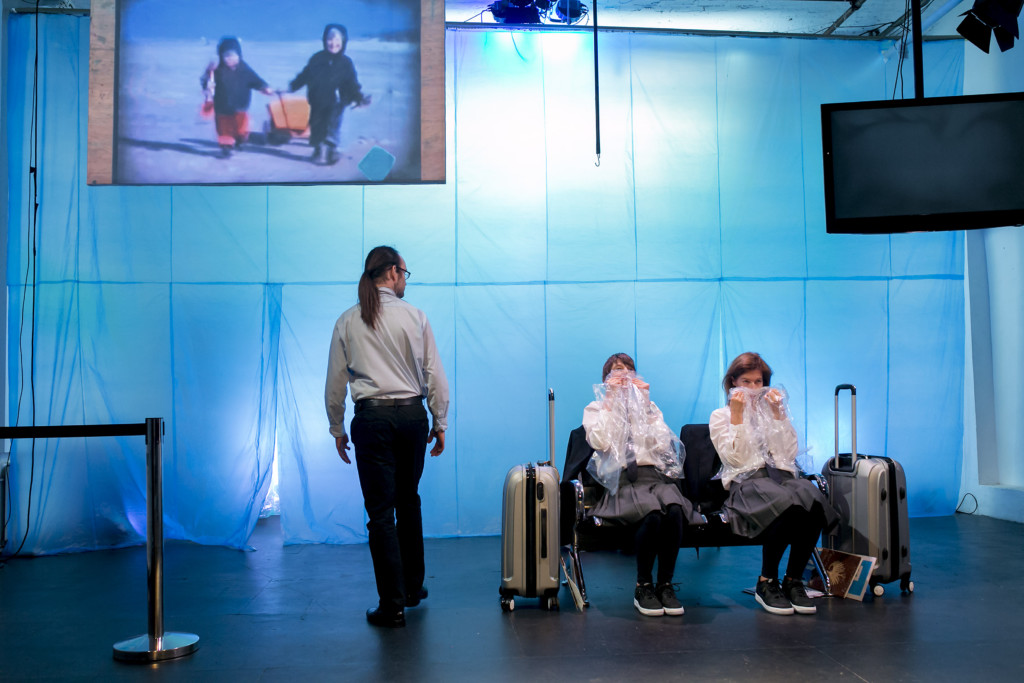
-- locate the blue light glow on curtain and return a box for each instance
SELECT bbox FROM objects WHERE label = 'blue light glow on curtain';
[4,14,964,554]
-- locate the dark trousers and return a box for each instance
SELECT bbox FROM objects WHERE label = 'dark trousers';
[309,102,344,148]
[351,403,429,613]
[757,504,826,580]
[635,504,684,585]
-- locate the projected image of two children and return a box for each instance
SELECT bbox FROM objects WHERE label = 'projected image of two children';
[114,0,422,184]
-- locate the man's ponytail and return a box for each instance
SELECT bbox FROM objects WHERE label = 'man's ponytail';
[358,246,400,330]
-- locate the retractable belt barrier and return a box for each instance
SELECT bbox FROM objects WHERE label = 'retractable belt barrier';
[0,418,199,662]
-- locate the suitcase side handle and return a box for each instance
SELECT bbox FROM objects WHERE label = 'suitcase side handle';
[834,384,857,471]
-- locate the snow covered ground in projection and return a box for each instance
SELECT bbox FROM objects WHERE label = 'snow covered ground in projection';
[114,39,421,184]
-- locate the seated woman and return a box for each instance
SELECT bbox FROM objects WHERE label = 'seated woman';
[709,352,837,616]
[582,352,703,617]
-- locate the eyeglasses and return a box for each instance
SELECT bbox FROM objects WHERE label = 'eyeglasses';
[397,267,411,280]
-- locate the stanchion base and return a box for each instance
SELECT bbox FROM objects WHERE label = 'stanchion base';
[113,632,199,662]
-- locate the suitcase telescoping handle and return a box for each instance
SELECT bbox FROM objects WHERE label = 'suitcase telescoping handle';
[834,384,857,470]
[539,389,555,467]
[548,389,555,465]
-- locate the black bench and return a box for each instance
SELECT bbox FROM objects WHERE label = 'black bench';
[560,423,831,599]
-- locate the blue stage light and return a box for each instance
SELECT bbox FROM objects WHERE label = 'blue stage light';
[554,0,586,24]
[488,1,543,24]
[486,1,587,26]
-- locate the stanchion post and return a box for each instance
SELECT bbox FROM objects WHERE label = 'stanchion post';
[147,415,165,643]
[1,457,8,552]
[113,418,199,662]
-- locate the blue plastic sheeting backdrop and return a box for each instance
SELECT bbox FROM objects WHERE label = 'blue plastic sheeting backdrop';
[4,15,965,554]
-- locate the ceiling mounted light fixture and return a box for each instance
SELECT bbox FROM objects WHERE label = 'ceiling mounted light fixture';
[553,0,587,24]
[488,1,543,24]
[957,0,1024,53]
[485,1,588,26]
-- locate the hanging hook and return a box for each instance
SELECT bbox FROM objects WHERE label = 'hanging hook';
[595,154,601,168]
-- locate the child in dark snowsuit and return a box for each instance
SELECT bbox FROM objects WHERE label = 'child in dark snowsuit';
[200,36,273,158]
[288,24,370,165]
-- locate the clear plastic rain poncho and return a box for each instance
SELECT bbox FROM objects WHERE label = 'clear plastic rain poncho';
[584,371,684,495]
[715,384,807,485]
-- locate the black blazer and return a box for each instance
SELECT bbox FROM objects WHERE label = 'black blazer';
[562,425,598,486]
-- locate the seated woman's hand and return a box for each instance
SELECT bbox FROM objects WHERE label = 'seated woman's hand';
[765,388,785,419]
[605,371,631,388]
[729,388,747,424]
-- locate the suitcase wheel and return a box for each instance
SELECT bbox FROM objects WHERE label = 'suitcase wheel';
[901,576,914,593]
[543,595,560,611]
[500,596,515,612]
[872,584,885,597]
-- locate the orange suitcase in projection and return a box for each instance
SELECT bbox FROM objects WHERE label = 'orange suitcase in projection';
[265,94,310,144]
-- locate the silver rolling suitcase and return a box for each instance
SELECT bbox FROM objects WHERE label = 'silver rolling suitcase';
[822,384,913,596]
[499,391,561,611]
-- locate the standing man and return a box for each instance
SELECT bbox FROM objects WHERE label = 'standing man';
[325,246,449,628]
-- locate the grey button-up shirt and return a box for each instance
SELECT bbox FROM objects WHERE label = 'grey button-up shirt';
[325,287,449,438]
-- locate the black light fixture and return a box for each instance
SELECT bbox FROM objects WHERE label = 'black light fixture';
[488,1,542,24]
[486,1,588,25]
[957,0,1024,53]
[554,0,586,24]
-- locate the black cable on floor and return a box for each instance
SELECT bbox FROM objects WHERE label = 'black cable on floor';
[955,492,978,515]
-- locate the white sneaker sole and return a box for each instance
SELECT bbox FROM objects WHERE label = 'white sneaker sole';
[634,599,664,617]
[662,605,685,616]
[791,603,817,614]
[755,593,795,615]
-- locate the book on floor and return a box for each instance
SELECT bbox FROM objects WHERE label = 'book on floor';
[812,548,878,601]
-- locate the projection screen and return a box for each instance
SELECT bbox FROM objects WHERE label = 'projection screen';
[88,0,444,185]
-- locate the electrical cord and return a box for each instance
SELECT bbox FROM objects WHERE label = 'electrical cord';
[955,492,978,515]
[6,0,42,560]
[509,32,527,61]
[891,0,911,100]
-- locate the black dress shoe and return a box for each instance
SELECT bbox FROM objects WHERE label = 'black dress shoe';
[406,587,428,607]
[366,607,405,628]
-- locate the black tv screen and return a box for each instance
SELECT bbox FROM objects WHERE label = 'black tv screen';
[821,93,1024,234]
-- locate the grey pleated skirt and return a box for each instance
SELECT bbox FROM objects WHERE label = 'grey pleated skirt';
[723,467,838,539]
[591,465,705,527]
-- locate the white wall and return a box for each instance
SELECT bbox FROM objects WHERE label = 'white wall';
[961,45,1024,521]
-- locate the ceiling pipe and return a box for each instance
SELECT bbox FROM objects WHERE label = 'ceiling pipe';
[880,0,961,36]
[881,0,966,63]
[823,0,869,36]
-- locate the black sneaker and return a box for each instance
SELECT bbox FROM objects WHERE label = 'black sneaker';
[634,582,664,616]
[782,576,817,614]
[655,582,685,616]
[755,578,794,615]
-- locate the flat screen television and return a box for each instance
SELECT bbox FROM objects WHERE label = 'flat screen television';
[821,92,1024,234]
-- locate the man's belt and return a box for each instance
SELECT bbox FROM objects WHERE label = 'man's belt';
[355,396,424,411]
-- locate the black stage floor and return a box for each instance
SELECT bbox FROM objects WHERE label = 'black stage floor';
[2,513,1022,681]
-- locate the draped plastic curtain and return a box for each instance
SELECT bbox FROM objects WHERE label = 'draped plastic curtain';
[4,14,964,554]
